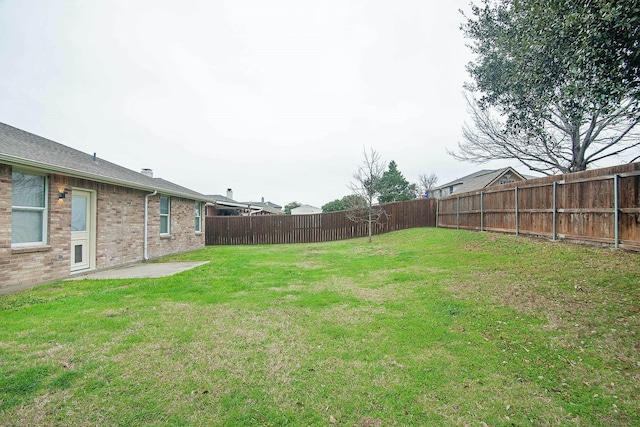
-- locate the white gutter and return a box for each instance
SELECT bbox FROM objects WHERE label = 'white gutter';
[144,190,157,260]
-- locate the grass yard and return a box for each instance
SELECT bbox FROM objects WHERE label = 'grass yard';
[1,228,639,426]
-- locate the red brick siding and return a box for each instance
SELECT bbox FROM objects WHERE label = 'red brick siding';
[0,168,71,292]
[146,196,205,259]
[0,166,205,294]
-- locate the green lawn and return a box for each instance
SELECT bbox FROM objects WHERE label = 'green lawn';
[1,228,639,426]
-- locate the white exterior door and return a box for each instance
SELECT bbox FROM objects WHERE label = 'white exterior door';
[71,189,94,272]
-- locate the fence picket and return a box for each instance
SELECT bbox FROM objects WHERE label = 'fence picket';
[206,199,436,245]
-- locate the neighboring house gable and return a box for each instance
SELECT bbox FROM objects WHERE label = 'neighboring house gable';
[432,167,527,198]
[0,122,208,293]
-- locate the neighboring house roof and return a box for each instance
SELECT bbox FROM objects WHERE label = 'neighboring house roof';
[291,204,321,213]
[205,195,282,215]
[0,122,207,201]
[243,201,282,209]
[437,169,496,189]
[205,194,250,210]
[435,167,527,195]
[242,201,283,214]
[207,194,237,203]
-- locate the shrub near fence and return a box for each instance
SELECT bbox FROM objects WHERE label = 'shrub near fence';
[205,198,437,245]
[436,162,640,251]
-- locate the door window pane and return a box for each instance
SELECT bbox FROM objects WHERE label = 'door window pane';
[72,196,87,231]
[74,244,83,263]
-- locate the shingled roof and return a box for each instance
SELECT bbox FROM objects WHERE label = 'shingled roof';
[434,167,527,195]
[0,122,207,200]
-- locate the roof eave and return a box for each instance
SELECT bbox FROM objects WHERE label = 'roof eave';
[205,201,250,209]
[0,153,207,201]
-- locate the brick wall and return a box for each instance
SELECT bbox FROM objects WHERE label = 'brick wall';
[1,168,72,293]
[0,165,11,254]
[0,166,205,294]
[146,196,205,259]
[63,177,146,270]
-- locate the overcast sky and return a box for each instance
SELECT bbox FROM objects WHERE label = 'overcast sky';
[0,0,524,208]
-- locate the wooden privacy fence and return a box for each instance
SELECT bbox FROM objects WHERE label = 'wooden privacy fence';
[205,163,639,249]
[436,162,640,251]
[205,198,437,245]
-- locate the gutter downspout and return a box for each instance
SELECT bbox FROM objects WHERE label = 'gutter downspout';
[144,190,157,260]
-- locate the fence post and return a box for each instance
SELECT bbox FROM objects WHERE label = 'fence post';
[249,214,253,245]
[515,186,519,236]
[435,198,439,228]
[456,196,460,230]
[614,174,620,249]
[552,181,557,241]
[480,192,484,232]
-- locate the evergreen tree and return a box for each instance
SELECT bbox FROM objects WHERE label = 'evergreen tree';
[378,161,414,203]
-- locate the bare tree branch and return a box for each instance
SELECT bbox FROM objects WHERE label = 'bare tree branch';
[347,147,387,243]
[451,93,640,174]
[418,173,438,196]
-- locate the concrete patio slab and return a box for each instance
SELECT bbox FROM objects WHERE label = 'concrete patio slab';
[69,261,209,280]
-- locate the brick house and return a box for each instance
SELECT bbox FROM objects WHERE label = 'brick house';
[1,122,208,294]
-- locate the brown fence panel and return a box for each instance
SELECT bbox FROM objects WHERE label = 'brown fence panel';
[481,189,516,233]
[619,174,640,247]
[435,162,640,250]
[436,197,459,228]
[555,178,616,243]
[457,193,482,231]
[517,184,554,237]
[206,198,437,245]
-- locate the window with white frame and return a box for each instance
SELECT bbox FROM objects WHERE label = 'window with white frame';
[195,201,202,232]
[11,171,48,246]
[160,196,170,234]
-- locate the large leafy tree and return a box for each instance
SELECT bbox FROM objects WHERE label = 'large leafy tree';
[378,161,415,203]
[322,195,366,213]
[451,0,640,174]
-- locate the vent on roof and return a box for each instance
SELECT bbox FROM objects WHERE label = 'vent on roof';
[226,188,233,200]
[141,168,153,178]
